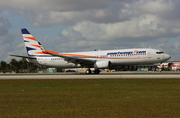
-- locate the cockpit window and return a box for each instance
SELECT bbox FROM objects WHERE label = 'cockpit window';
[156,52,164,54]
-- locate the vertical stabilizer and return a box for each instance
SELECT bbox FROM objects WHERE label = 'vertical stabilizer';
[21,28,47,56]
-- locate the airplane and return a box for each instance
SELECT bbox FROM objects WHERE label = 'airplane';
[10,28,171,74]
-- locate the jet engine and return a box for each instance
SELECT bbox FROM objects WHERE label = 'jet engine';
[94,61,111,69]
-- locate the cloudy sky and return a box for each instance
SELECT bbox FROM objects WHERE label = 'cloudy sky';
[1,0,180,62]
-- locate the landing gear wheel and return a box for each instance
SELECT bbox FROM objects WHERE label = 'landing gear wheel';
[94,69,100,74]
[152,67,156,71]
[86,69,91,74]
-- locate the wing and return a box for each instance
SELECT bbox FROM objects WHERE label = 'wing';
[46,50,95,67]
[9,54,36,59]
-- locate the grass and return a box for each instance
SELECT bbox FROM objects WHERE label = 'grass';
[0,79,180,118]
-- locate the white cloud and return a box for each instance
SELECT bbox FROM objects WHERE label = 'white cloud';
[134,0,173,13]
[63,15,169,41]
[0,0,112,11]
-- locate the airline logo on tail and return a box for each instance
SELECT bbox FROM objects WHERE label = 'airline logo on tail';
[21,28,47,56]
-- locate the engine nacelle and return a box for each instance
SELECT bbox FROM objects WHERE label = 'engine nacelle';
[26,58,38,64]
[94,61,111,69]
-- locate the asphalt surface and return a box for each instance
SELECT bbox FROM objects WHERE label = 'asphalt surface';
[0,72,180,79]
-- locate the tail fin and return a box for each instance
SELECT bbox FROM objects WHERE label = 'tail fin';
[21,28,47,56]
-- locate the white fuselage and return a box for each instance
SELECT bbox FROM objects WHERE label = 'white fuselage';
[28,48,171,69]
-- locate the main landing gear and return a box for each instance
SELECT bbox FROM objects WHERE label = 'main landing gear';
[85,69,100,74]
[94,69,100,74]
[85,69,92,74]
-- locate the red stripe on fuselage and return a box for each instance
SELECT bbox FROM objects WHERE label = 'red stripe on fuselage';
[46,50,149,59]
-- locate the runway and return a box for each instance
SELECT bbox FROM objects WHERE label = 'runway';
[1,73,180,79]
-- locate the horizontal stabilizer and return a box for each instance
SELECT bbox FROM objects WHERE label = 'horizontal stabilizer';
[9,55,36,59]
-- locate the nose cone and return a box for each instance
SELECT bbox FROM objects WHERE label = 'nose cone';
[165,54,171,60]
